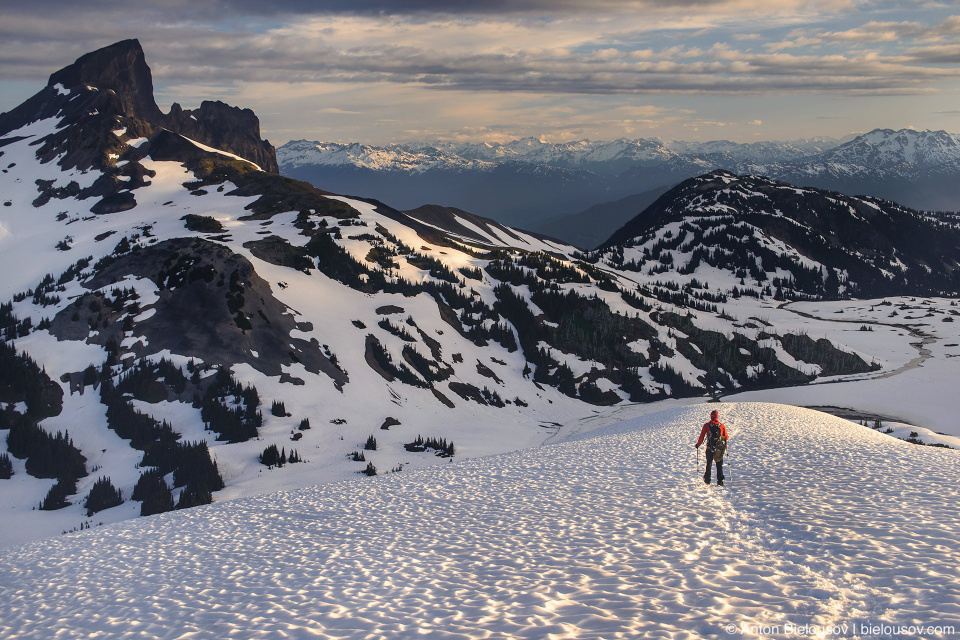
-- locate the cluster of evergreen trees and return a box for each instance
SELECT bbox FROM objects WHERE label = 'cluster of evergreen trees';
[459,266,483,281]
[777,332,877,376]
[479,386,505,407]
[116,358,188,403]
[259,444,303,468]
[378,317,416,342]
[6,421,86,482]
[194,367,262,442]
[41,478,77,510]
[83,476,123,516]
[131,468,173,516]
[139,440,224,512]
[486,251,591,286]
[56,255,93,287]
[494,282,680,402]
[3,417,87,511]
[635,282,721,313]
[1,306,88,509]
[367,336,429,388]
[0,302,33,341]
[406,253,461,284]
[20,273,64,308]
[404,435,455,457]
[98,359,225,514]
[400,345,450,383]
[101,375,179,449]
[0,340,61,418]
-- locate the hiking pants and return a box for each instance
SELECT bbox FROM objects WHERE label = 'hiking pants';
[704,447,724,483]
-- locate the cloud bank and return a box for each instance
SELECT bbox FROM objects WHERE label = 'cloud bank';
[1,1,957,143]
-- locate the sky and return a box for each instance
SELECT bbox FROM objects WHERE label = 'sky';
[2,1,960,146]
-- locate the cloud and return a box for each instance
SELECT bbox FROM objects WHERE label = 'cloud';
[765,14,960,51]
[0,1,956,144]
[905,42,960,63]
[2,6,956,104]
[25,0,857,19]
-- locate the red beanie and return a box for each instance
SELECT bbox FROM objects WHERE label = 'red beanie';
[710,409,719,421]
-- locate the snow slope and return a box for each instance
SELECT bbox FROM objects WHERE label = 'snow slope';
[1,403,957,639]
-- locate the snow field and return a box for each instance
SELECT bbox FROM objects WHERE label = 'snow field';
[728,297,960,436]
[1,403,957,639]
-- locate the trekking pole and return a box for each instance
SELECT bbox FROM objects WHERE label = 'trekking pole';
[696,446,700,481]
[727,440,732,483]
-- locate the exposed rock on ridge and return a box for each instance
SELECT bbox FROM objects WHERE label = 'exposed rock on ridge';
[1,39,278,173]
[47,38,165,124]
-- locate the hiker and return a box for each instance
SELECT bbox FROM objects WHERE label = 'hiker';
[695,409,728,485]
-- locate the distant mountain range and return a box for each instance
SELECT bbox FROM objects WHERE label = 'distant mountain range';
[279,129,960,248]
[278,136,839,175]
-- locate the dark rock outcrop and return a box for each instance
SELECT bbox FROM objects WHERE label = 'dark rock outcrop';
[51,238,346,387]
[2,39,278,173]
[47,39,164,123]
[163,100,278,173]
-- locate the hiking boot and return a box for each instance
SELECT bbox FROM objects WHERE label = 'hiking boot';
[717,480,724,486]
[703,475,711,484]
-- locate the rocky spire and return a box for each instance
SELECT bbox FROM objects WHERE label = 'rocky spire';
[47,39,164,123]
[39,39,278,172]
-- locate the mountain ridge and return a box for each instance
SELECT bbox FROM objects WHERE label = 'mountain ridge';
[278,129,960,243]
[1,39,278,174]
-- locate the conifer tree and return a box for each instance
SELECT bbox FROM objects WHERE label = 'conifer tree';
[84,476,123,516]
[0,453,13,479]
[40,477,76,510]
[176,484,212,509]
[259,444,283,467]
[132,468,174,516]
